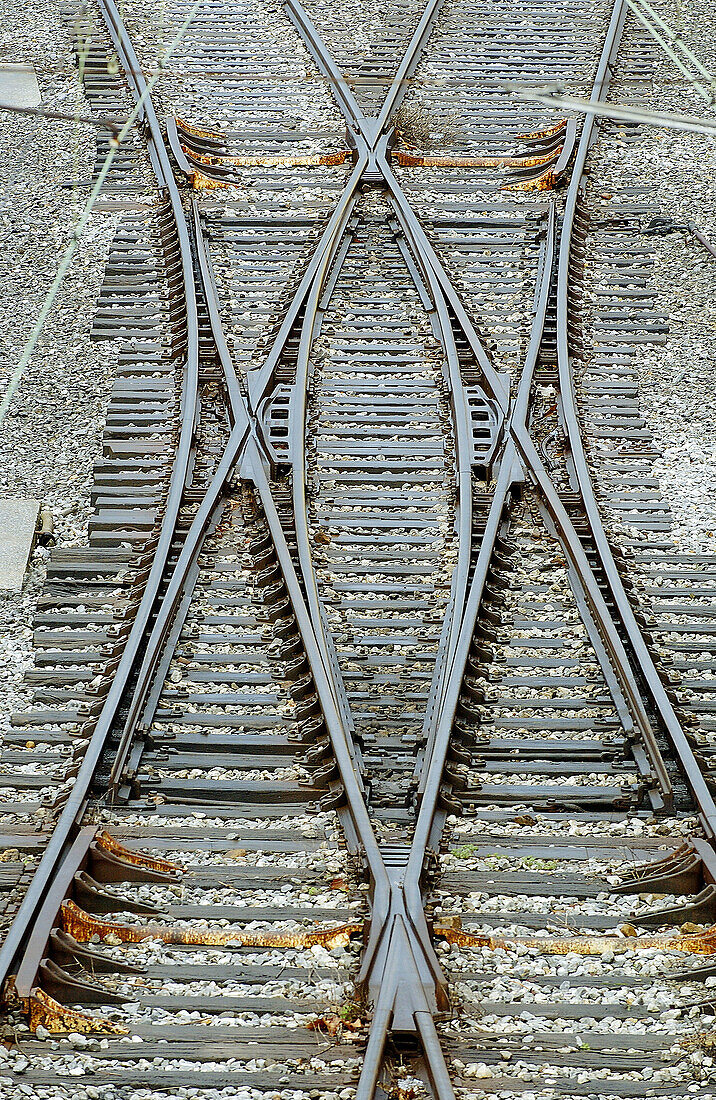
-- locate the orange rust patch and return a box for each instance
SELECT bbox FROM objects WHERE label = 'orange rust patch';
[27,989,127,1035]
[507,150,561,168]
[434,924,716,955]
[516,119,568,141]
[96,831,183,876]
[503,170,558,192]
[175,116,223,141]
[62,901,362,949]
[185,148,349,190]
[188,148,349,168]
[395,149,561,169]
[190,171,228,191]
[186,146,348,180]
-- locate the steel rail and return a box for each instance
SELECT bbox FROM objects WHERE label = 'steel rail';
[0,0,200,993]
[380,152,674,802]
[247,158,368,408]
[105,204,253,794]
[112,175,391,892]
[157,3,689,1092]
[185,178,393,891]
[347,195,490,1037]
[511,215,663,806]
[358,206,556,1100]
[278,0,481,808]
[373,0,444,135]
[243,157,378,744]
[554,0,716,838]
[357,921,454,1100]
[282,0,477,821]
[102,436,244,798]
[351,202,481,1100]
[276,7,464,1090]
[281,0,445,188]
[273,6,474,1094]
[418,203,554,791]
[281,1,365,131]
[290,194,361,736]
[401,197,556,998]
[97,106,388,896]
[385,200,474,779]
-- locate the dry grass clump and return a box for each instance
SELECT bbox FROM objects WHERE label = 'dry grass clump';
[392,103,461,149]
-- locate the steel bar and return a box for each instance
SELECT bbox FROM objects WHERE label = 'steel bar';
[554,0,716,838]
[0,0,200,992]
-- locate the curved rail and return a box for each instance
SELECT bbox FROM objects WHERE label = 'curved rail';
[166,108,397,975]
[105,203,253,794]
[0,0,200,992]
[386,198,474,761]
[374,43,674,807]
[554,0,716,838]
[405,201,556,868]
[379,206,558,1100]
[115,187,394,922]
[290,192,361,735]
[276,2,695,1090]
[247,158,367,407]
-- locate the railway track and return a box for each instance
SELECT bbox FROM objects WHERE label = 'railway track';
[2,0,716,1097]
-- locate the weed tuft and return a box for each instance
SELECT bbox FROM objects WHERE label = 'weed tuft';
[392,103,461,149]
